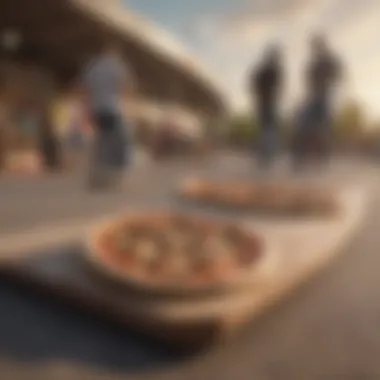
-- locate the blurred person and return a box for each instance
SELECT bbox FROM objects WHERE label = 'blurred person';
[38,110,62,172]
[0,93,8,170]
[66,105,84,166]
[81,41,133,189]
[63,87,91,169]
[32,93,62,172]
[250,44,283,170]
[293,34,343,169]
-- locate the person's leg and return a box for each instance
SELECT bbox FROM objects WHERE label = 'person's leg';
[308,96,332,168]
[257,104,277,170]
[258,131,271,170]
[87,113,112,189]
[320,103,333,166]
[102,113,129,188]
[0,127,6,171]
[292,129,306,172]
[256,107,264,166]
[296,97,324,170]
[88,132,108,189]
[262,128,278,169]
[267,104,279,166]
[292,105,309,172]
[114,116,129,170]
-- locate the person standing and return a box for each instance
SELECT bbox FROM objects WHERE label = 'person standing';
[0,93,8,171]
[81,41,133,189]
[250,45,283,170]
[62,89,89,169]
[294,34,342,168]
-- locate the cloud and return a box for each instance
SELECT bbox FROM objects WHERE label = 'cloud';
[193,0,328,53]
[188,0,380,116]
[221,0,313,23]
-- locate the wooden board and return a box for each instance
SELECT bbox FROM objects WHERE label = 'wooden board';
[178,177,340,217]
[0,186,368,348]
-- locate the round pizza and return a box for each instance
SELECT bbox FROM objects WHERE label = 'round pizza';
[86,212,275,295]
[180,179,338,216]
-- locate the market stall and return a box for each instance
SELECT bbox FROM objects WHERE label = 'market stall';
[0,59,60,173]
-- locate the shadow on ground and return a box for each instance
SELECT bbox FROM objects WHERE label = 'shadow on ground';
[0,275,194,373]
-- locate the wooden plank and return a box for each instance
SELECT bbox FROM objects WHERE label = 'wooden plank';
[0,186,368,347]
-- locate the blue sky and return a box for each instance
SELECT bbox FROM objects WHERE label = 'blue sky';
[123,0,380,121]
[123,0,248,53]
[123,0,244,34]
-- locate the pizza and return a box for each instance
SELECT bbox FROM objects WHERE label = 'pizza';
[180,179,338,216]
[87,212,272,294]
[290,188,338,214]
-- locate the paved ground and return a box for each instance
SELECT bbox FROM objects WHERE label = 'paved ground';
[1,153,380,380]
[0,153,373,234]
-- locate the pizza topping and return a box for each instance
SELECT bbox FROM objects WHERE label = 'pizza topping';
[134,239,159,264]
[167,254,191,278]
[182,180,337,215]
[95,214,262,287]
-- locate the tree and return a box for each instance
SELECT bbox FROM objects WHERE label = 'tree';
[334,100,366,142]
[227,113,258,147]
[363,122,380,156]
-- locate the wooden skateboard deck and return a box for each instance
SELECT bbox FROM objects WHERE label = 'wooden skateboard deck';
[0,186,368,348]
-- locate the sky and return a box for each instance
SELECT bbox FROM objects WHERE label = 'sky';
[123,0,380,121]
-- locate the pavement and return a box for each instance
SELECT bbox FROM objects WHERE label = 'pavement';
[0,153,373,234]
[0,153,380,379]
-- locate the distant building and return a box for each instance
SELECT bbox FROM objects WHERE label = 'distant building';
[0,0,227,136]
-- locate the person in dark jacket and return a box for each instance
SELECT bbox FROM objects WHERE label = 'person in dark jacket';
[250,45,283,169]
[294,34,342,168]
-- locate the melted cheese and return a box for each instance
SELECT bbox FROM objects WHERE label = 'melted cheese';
[135,240,159,264]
